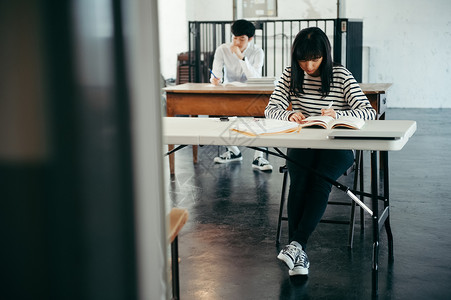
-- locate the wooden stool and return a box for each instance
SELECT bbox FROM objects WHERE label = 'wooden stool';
[168,208,189,300]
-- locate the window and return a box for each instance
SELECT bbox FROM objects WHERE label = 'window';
[234,0,278,19]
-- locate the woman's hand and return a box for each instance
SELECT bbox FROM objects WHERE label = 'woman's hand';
[321,108,336,118]
[289,112,306,124]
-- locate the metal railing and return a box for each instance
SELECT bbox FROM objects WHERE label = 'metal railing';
[186,18,362,83]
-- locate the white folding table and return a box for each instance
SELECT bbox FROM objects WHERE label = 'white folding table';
[163,117,417,297]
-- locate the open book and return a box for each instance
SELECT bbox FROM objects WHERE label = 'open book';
[230,118,300,136]
[299,115,365,130]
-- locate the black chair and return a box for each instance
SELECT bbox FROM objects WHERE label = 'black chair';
[275,150,365,248]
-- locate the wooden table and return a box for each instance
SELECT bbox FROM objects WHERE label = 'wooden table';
[360,83,392,119]
[163,82,392,174]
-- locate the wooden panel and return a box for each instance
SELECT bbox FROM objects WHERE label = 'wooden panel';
[166,93,270,117]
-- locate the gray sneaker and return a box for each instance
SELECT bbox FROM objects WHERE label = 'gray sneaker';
[289,249,310,276]
[252,157,273,171]
[214,151,243,163]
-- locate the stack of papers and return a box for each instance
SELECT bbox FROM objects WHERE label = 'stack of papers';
[246,77,277,86]
[230,118,300,136]
[222,81,248,87]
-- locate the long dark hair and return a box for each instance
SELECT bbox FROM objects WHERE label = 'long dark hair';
[290,27,334,97]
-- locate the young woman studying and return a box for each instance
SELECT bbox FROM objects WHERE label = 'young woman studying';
[265,27,376,276]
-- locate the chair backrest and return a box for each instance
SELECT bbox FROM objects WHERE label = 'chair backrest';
[176,52,194,84]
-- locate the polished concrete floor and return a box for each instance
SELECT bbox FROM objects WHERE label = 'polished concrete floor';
[165,108,451,300]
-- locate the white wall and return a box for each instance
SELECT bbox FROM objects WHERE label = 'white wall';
[347,0,451,107]
[158,0,187,82]
[186,0,233,21]
[159,0,451,108]
[277,0,336,19]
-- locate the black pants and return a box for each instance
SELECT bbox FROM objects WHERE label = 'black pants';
[286,148,354,250]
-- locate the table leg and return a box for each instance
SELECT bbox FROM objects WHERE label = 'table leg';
[191,115,198,164]
[167,108,176,175]
[382,151,394,260]
[193,145,198,164]
[360,151,365,232]
[168,144,175,175]
[371,150,379,297]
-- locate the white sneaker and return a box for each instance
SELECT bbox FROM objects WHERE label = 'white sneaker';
[213,151,243,164]
[288,250,310,276]
[277,243,301,270]
[252,157,273,171]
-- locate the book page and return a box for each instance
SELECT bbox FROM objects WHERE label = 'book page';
[299,116,334,129]
[230,118,300,136]
[331,116,365,130]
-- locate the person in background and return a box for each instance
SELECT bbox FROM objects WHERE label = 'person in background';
[265,27,376,276]
[210,19,272,172]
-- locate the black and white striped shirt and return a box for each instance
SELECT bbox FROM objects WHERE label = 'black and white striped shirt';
[265,66,376,121]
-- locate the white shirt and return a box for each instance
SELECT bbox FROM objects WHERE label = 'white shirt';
[211,42,264,83]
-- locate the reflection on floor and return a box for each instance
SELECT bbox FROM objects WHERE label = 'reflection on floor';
[165,108,451,300]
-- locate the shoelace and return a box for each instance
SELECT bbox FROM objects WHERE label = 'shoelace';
[220,151,232,159]
[297,251,309,266]
[256,157,269,165]
[283,245,300,261]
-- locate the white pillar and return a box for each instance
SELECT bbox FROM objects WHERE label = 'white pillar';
[337,0,346,18]
[123,1,168,299]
